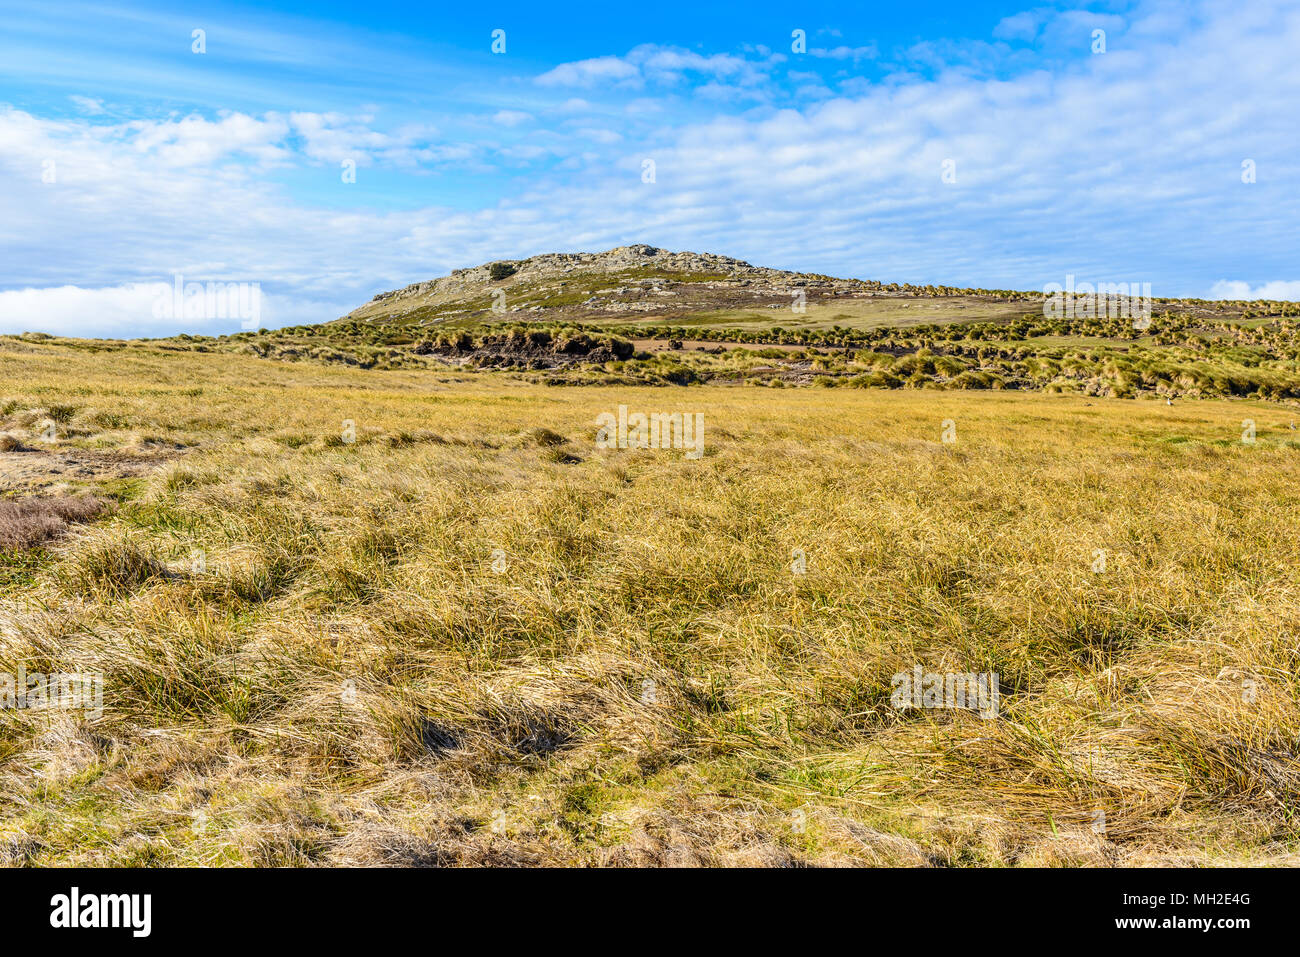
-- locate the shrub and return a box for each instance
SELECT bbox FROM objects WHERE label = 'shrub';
[0,495,107,549]
[522,427,566,447]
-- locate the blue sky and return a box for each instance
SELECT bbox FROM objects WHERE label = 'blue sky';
[0,0,1297,336]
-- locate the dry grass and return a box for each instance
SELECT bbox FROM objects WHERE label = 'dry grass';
[0,337,1298,866]
[0,495,107,550]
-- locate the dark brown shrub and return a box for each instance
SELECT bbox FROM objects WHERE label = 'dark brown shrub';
[0,495,107,550]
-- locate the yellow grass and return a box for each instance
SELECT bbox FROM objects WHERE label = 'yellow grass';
[1,338,1298,865]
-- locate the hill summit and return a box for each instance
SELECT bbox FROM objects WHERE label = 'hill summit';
[338,244,999,329]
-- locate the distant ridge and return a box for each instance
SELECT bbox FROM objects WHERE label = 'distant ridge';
[339,244,1040,328]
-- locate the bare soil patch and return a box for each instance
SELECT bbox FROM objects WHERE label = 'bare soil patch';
[0,446,181,493]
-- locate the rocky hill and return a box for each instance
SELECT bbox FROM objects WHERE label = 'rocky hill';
[191,244,1300,400]
[338,244,1034,329]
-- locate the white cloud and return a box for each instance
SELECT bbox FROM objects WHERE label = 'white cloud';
[571,127,623,144]
[535,55,641,88]
[536,44,772,91]
[0,282,344,338]
[492,110,533,127]
[289,112,444,166]
[636,47,762,84]
[1208,280,1300,301]
[290,111,389,164]
[0,283,167,338]
[68,95,105,115]
[808,45,878,61]
[125,112,292,167]
[993,10,1047,42]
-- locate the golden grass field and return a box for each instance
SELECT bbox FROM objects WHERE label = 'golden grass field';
[2,336,1299,865]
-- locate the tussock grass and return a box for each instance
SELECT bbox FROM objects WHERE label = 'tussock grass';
[0,342,1298,865]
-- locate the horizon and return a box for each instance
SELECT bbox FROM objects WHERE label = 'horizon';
[2,0,1298,337]
[44,245,1241,345]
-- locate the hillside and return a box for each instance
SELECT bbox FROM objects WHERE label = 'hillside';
[339,243,1039,330]
[112,245,1300,401]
